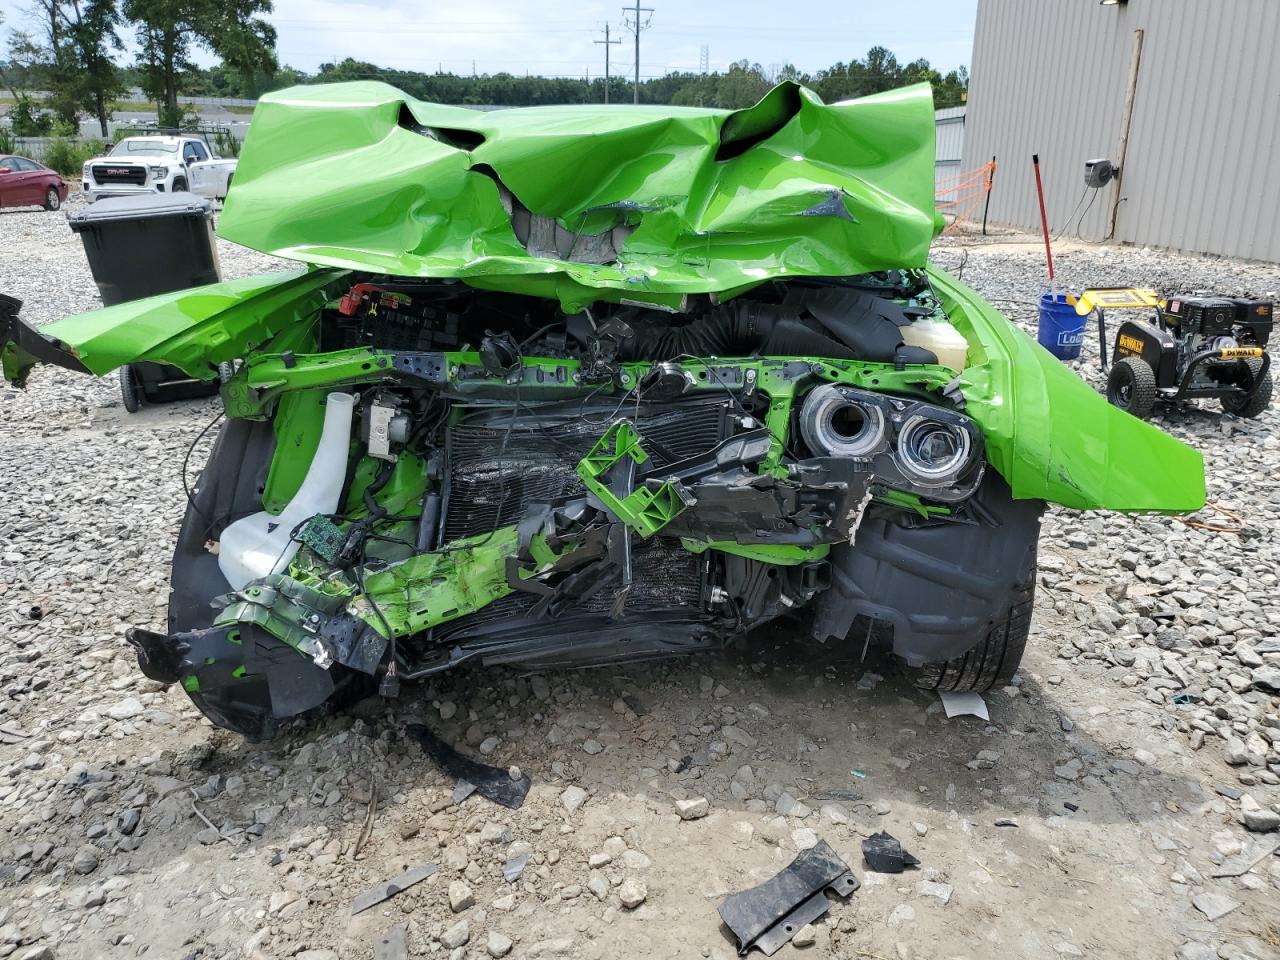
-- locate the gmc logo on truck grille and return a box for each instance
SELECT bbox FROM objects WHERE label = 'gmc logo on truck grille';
[92,164,147,185]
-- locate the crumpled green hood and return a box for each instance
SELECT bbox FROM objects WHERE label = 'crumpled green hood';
[217,80,941,310]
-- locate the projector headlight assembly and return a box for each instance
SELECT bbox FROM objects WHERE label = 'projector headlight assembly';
[798,383,984,502]
[896,413,975,487]
[799,383,889,459]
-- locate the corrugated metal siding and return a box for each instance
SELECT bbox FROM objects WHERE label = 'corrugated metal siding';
[935,107,966,162]
[935,107,966,200]
[962,0,1280,262]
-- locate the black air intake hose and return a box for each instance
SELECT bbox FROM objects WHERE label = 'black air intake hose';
[617,290,937,365]
[619,302,784,361]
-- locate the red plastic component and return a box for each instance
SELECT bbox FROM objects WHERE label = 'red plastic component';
[338,282,380,316]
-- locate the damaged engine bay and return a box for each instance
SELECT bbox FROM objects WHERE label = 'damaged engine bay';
[124,269,1035,740]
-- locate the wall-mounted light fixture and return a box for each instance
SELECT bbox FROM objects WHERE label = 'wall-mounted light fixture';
[1099,0,1127,6]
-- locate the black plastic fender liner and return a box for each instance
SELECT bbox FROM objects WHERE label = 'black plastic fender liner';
[127,623,337,741]
[169,417,277,635]
[810,472,1043,665]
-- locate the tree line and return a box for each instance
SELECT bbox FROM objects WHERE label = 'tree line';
[1,0,967,139]
[306,47,967,111]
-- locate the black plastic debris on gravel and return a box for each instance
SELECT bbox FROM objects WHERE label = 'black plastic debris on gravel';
[718,839,860,956]
[405,722,531,809]
[861,831,919,873]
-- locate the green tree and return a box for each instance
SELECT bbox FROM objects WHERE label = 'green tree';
[3,2,124,136]
[7,93,55,135]
[59,0,127,136]
[124,0,276,127]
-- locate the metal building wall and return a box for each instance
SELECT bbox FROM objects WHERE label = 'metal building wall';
[962,0,1280,262]
[934,106,966,200]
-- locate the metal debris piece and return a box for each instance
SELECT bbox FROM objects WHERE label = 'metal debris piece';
[503,852,529,883]
[1211,835,1280,878]
[351,863,438,916]
[861,831,919,874]
[374,924,408,960]
[452,780,478,805]
[718,839,859,957]
[994,818,1019,828]
[407,723,531,810]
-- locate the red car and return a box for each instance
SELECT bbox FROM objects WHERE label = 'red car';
[0,155,68,211]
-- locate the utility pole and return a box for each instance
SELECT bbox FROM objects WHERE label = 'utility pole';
[622,1,653,104]
[595,23,621,103]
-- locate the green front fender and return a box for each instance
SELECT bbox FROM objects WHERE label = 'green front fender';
[930,267,1205,512]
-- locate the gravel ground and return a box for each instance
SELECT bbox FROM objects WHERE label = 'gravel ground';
[1,202,1279,960]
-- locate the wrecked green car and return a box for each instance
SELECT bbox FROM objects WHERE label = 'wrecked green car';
[1,81,1206,740]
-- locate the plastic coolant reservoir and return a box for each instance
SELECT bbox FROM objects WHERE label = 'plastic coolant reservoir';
[216,392,355,591]
[899,316,970,372]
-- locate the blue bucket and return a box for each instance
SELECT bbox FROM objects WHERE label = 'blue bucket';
[1037,292,1085,361]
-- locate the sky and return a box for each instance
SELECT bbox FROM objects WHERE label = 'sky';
[0,0,977,79]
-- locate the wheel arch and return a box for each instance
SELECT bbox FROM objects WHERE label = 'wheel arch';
[810,471,1044,666]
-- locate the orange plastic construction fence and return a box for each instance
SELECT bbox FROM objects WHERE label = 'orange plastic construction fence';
[936,160,996,234]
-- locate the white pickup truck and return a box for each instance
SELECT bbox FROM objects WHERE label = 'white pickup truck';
[81,135,237,202]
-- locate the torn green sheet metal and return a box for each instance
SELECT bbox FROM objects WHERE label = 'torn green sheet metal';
[216,80,941,311]
[1,269,349,384]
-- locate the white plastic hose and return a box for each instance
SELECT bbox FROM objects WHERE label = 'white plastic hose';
[216,392,354,590]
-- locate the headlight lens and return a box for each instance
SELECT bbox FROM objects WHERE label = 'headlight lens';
[896,415,973,484]
[150,166,167,177]
[798,383,888,458]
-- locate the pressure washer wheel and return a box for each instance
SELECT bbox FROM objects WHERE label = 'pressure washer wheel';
[1107,356,1157,419]
[1221,361,1273,419]
[119,363,143,413]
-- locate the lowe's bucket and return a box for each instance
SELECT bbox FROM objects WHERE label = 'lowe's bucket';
[1037,292,1085,361]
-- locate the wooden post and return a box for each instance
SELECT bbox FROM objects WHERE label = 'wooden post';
[1107,28,1144,240]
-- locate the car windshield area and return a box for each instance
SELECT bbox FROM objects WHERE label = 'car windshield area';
[108,141,180,159]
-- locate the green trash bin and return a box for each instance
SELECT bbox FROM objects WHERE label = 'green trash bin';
[67,193,223,411]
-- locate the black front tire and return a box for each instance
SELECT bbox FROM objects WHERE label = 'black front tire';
[119,364,143,413]
[172,178,188,192]
[1221,365,1272,418]
[911,571,1035,692]
[44,187,61,211]
[1107,356,1158,419]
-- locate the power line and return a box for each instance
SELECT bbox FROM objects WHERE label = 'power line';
[594,22,621,104]
[621,1,653,105]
